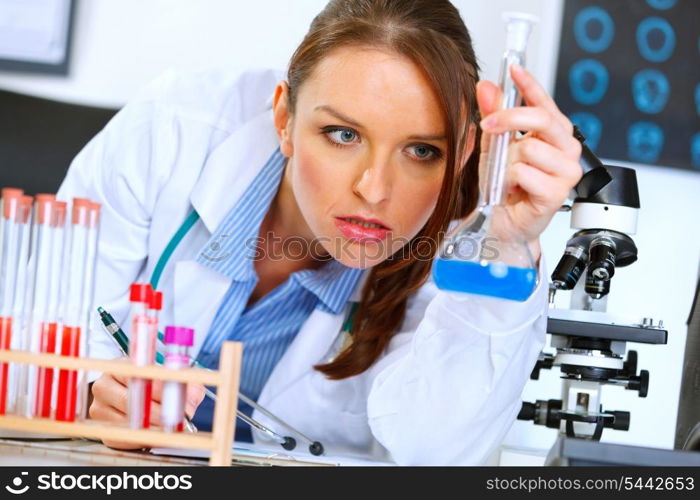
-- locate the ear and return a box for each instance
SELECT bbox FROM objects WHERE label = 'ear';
[273,81,294,157]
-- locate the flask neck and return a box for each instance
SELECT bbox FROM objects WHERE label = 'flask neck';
[479,161,508,208]
[478,49,526,209]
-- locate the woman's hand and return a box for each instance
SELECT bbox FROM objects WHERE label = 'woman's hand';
[88,358,206,450]
[477,64,583,260]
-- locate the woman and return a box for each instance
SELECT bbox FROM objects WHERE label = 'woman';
[59,0,582,464]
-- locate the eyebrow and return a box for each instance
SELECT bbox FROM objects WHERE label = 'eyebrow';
[407,133,447,142]
[315,105,363,128]
[314,105,446,142]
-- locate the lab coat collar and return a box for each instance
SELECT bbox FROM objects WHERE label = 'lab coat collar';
[294,259,365,314]
[189,108,280,234]
[194,148,286,283]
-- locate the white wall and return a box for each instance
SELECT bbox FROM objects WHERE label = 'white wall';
[1,0,698,454]
[0,0,562,107]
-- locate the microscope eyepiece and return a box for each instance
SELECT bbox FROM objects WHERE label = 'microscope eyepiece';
[588,236,617,281]
[551,245,588,290]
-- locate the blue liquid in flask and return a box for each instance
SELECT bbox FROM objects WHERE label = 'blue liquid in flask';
[433,258,536,302]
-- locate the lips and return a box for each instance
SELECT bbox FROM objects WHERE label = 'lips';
[334,216,391,243]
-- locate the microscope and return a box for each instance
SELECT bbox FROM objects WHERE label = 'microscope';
[517,128,668,441]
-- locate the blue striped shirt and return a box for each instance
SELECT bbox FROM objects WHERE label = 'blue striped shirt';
[190,148,364,441]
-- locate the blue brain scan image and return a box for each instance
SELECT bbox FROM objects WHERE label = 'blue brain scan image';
[632,69,670,114]
[556,0,697,171]
[569,112,603,150]
[574,6,615,53]
[569,59,609,105]
[646,0,677,10]
[636,17,676,63]
[692,133,700,169]
[628,121,665,163]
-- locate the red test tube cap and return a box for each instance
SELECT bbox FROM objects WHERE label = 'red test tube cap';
[2,188,23,220]
[20,195,33,224]
[52,201,67,228]
[1,188,23,199]
[35,195,55,225]
[129,283,153,303]
[88,201,101,228]
[72,198,91,226]
[148,290,163,311]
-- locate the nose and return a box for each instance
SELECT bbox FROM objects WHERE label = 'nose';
[352,152,392,205]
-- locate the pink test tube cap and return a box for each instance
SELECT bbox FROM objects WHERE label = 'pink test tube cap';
[164,326,194,347]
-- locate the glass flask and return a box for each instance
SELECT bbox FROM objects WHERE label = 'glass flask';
[433,12,539,302]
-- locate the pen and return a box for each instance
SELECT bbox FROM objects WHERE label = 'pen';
[98,306,164,365]
[96,310,196,433]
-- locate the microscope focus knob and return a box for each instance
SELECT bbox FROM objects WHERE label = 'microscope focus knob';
[529,353,555,380]
[627,369,650,398]
[518,402,537,421]
[623,350,638,376]
[517,399,562,429]
[609,411,631,431]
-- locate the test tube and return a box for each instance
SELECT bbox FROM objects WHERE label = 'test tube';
[74,202,101,420]
[25,195,57,418]
[148,289,163,397]
[13,195,34,344]
[161,326,194,433]
[127,283,155,429]
[55,199,91,422]
[148,291,163,326]
[0,189,25,415]
[45,202,67,417]
[8,195,33,415]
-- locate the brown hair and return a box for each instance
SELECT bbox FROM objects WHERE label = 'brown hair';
[286,0,482,379]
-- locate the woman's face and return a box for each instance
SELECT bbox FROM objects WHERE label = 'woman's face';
[274,46,472,269]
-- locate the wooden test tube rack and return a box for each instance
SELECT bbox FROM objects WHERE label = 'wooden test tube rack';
[0,341,242,466]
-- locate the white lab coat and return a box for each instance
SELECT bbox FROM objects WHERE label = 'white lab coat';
[57,68,549,465]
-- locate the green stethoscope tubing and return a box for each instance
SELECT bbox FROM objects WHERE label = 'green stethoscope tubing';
[149,209,201,290]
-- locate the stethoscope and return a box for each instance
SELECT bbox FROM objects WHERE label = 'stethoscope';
[149,209,358,456]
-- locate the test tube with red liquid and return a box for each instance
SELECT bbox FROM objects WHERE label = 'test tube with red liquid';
[127,283,156,429]
[55,199,91,422]
[25,195,57,418]
[7,194,33,415]
[75,202,100,420]
[0,189,27,415]
[43,202,67,417]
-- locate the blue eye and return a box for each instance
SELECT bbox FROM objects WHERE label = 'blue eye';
[408,144,441,161]
[413,145,431,158]
[325,127,358,144]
